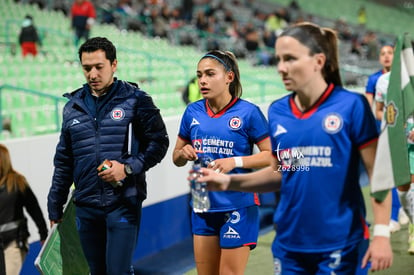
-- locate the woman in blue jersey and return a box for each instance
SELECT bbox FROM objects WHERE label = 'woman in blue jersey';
[365,45,394,109]
[365,45,404,234]
[196,22,393,274]
[172,50,272,274]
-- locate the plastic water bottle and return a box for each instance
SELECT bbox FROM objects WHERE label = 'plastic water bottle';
[191,159,210,213]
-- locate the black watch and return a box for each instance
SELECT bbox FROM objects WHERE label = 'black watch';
[124,164,133,175]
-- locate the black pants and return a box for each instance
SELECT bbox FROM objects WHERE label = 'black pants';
[0,240,5,275]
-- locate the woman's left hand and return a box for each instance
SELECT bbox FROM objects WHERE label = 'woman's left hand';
[208,157,238,174]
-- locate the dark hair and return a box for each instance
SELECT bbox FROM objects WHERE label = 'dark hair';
[78,37,117,63]
[279,22,342,86]
[199,50,243,98]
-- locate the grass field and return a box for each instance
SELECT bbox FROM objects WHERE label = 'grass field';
[185,186,414,274]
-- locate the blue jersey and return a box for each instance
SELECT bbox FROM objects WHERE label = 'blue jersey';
[268,84,377,253]
[365,69,384,96]
[178,97,269,211]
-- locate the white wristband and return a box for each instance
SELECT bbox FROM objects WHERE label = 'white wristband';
[234,157,243,168]
[373,224,390,238]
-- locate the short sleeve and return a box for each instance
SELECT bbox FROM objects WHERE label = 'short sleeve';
[374,73,389,103]
[351,94,379,146]
[248,105,269,144]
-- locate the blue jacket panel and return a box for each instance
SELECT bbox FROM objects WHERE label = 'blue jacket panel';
[47,79,169,220]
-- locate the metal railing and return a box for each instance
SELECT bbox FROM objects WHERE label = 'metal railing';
[0,84,67,136]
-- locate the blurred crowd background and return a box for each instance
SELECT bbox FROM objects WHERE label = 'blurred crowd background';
[1,0,413,139]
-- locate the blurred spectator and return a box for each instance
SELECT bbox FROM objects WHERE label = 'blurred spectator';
[287,0,301,22]
[350,36,363,57]
[204,15,221,50]
[357,6,367,28]
[70,0,96,46]
[242,22,260,53]
[169,7,184,30]
[251,9,267,29]
[180,0,194,23]
[289,0,300,10]
[1,117,12,138]
[223,9,234,24]
[334,18,352,41]
[99,3,116,25]
[262,28,277,48]
[115,0,142,31]
[265,10,287,37]
[195,10,208,32]
[149,7,169,38]
[28,0,45,9]
[181,76,201,105]
[276,7,291,24]
[53,0,69,16]
[361,31,379,60]
[225,19,241,42]
[116,0,137,17]
[18,14,42,57]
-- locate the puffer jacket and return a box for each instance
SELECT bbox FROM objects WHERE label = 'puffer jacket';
[47,79,169,221]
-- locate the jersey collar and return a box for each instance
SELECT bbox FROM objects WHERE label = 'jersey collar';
[289,83,334,119]
[206,97,238,118]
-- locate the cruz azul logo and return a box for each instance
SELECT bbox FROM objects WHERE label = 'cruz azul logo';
[111,108,125,121]
[228,116,242,130]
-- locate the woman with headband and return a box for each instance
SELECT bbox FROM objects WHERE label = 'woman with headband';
[172,50,272,274]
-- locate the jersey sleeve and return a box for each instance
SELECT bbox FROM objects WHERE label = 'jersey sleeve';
[178,107,191,142]
[365,70,383,95]
[374,73,389,103]
[365,74,376,94]
[351,94,379,147]
[248,105,269,144]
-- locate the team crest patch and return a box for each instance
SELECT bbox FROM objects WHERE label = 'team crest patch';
[385,101,398,127]
[322,113,343,134]
[192,139,203,153]
[228,116,242,130]
[111,108,125,120]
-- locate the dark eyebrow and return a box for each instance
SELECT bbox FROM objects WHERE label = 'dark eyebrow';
[82,63,104,68]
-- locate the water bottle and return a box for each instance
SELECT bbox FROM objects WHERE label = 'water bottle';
[191,159,210,213]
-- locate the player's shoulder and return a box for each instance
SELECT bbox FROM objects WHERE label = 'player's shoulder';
[332,86,370,110]
[368,69,383,79]
[333,85,364,100]
[269,93,291,110]
[185,99,205,113]
[235,98,262,110]
[377,71,391,83]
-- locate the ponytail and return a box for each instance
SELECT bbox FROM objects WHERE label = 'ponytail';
[321,27,342,86]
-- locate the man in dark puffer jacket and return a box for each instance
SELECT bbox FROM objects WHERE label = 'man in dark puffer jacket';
[47,37,169,275]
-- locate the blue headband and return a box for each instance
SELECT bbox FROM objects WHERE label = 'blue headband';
[201,54,230,71]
